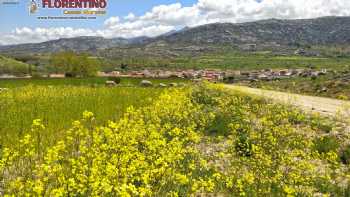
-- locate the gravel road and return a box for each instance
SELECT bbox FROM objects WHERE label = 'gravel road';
[224,85,350,117]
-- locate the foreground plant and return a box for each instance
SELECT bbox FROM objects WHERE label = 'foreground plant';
[0,89,215,196]
[1,84,349,196]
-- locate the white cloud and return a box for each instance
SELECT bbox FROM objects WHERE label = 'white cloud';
[124,13,136,21]
[0,27,96,45]
[104,16,120,27]
[2,0,350,45]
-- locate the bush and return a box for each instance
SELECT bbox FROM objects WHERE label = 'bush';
[340,145,350,164]
[107,77,121,84]
[336,94,349,100]
[234,129,253,157]
[223,76,235,84]
[314,136,340,154]
[65,72,76,78]
[0,55,31,76]
[51,52,100,77]
[31,72,43,79]
[311,118,334,133]
[206,114,231,136]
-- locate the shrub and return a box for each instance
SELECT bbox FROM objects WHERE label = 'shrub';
[314,136,340,154]
[107,77,121,84]
[337,94,349,100]
[340,145,350,164]
[51,52,100,77]
[206,114,231,136]
[234,129,253,157]
[31,72,43,79]
[311,117,334,133]
[223,76,235,84]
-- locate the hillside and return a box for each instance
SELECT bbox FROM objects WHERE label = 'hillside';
[1,16,350,57]
[151,16,350,47]
[0,55,30,76]
[0,36,146,55]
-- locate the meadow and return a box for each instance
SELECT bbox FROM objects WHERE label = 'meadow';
[1,82,349,196]
[0,77,187,146]
[171,52,350,70]
[0,77,187,88]
[0,85,163,147]
[108,51,350,70]
[3,51,350,77]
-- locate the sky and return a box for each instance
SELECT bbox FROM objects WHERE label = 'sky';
[0,0,350,45]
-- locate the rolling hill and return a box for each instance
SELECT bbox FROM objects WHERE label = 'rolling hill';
[1,16,350,56]
[0,36,147,55]
[151,16,350,46]
[0,55,31,76]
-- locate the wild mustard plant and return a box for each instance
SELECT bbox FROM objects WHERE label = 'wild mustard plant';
[0,84,349,196]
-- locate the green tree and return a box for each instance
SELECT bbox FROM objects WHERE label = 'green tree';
[50,51,99,77]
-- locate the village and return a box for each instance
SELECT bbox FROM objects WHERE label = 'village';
[0,68,329,85]
[97,68,329,83]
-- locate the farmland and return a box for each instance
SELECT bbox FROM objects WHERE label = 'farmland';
[1,81,350,196]
[104,51,350,71]
[0,77,189,146]
[0,85,163,147]
[3,51,350,76]
[0,77,187,88]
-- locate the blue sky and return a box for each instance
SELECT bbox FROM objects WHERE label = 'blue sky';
[0,0,349,45]
[0,0,196,32]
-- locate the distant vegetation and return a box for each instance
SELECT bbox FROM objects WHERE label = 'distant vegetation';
[102,51,350,71]
[0,77,187,88]
[50,51,100,77]
[0,55,31,76]
[2,49,350,76]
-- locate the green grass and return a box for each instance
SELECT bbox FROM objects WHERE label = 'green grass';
[108,51,350,70]
[0,77,188,88]
[0,85,163,147]
[5,50,350,74]
[186,53,350,70]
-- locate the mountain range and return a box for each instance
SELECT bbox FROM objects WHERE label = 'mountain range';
[1,16,350,55]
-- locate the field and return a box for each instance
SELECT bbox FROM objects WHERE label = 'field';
[1,80,350,196]
[0,77,187,88]
[0,77,187,148]
[4,51,350,76]
[172,52,350,70]
[106,51,350,70]
[0,85,163,147]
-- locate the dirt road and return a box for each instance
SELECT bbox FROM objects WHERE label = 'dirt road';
[224,85,350,117]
